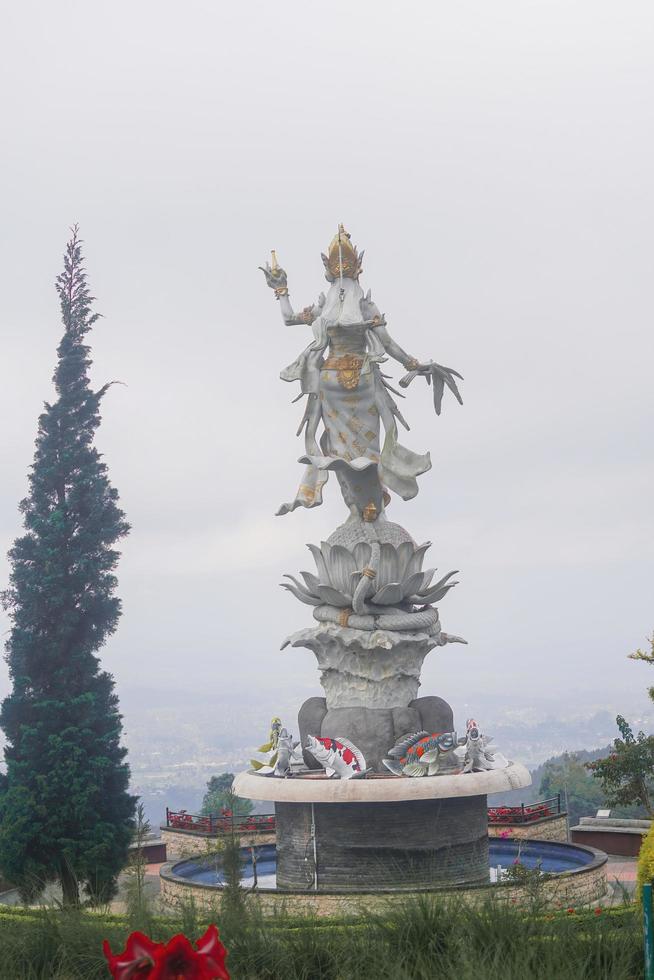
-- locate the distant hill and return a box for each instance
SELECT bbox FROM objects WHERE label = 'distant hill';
[489,745,612,809]
[489,743,648,826]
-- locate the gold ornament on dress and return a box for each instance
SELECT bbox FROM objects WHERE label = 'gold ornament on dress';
[274,285,289,298]
[406,357,420,371]
[323,354,363,390]
[299,485,316,502]
[362,567,376,579]
[339,609,351,627]
[362,501,378,522]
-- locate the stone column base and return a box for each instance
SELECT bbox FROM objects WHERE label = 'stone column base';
[275,795,489,891]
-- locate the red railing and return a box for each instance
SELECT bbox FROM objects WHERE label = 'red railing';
[165,808,276,835]
[167,797,561,833]
[487,795,562,825]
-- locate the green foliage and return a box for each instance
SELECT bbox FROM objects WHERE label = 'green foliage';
[219,791,246,924]
[123,802,153,935]
[0,228,135,906]
[539,752,608,826]
[628,633,654,702]
[587,634,654,816]
[201,773,253,817]
[0,897,643,979]
[587,717,654,815]
[637,819,654,897]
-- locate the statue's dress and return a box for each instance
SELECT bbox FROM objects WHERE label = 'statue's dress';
[278,279,431,515]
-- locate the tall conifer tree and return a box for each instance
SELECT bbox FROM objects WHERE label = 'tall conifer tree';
[0,228,135,905]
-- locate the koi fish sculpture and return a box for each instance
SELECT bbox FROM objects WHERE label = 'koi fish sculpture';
[273,727,302,777]
[305,735,367,779]
[383,730,461,777]
[459,718,508,773]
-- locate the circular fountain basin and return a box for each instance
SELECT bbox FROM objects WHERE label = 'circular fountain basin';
[161,840,607,913]
[169,838,600,891]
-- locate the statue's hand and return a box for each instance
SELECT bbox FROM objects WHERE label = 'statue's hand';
[399,360,463,415]
[428,362,463,415]
[259,261,288,291]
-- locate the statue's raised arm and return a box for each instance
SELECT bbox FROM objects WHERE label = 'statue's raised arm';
[260,251,325,326]
[260,225,463,521]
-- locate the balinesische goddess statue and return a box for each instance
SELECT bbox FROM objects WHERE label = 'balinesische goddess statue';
[236,226,527,895]
[259,224,467,774]
[260,224,463,522]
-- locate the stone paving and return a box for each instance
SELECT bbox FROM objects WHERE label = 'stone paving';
[604,856,638,899]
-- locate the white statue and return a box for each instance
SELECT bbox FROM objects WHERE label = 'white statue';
[260,225,462,520]
[457,719,509,773]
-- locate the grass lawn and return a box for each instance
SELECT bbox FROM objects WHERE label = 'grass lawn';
[0,893,646,979]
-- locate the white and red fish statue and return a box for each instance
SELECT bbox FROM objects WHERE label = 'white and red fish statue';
[305,735,367,779]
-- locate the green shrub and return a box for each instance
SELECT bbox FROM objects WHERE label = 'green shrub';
[638,819,654,900]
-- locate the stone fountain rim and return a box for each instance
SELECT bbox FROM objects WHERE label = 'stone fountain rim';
[160,839,608,896]
[233,762,531,803]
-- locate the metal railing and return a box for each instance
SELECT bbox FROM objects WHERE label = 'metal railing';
[487,795,563,825]
[165,808,276,835]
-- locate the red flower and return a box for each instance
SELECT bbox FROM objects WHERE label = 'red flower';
[149,934,214,979]
[594,907,602,915]
[103,932,161,979]
[567,907,576,915]
[103,927,229,980]
[194,926,230,980]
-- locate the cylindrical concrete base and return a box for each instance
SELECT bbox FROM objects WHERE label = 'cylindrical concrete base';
[275,795,489,891]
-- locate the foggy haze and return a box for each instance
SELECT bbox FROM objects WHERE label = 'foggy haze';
[1,1,653,757]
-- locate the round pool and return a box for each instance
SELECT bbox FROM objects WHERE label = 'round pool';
[170,838,597,891]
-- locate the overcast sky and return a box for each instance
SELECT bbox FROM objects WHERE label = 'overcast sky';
[1,1,653,735]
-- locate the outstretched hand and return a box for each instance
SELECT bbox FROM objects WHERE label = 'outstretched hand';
[399,361,463,415]
[259,261,288,290]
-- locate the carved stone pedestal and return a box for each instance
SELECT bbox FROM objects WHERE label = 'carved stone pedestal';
[284,623,441,709]
[298,695,455,771]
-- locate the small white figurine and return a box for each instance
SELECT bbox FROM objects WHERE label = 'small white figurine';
[459,719,508,773]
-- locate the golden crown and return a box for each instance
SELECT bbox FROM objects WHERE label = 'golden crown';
[321,224,364,281]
